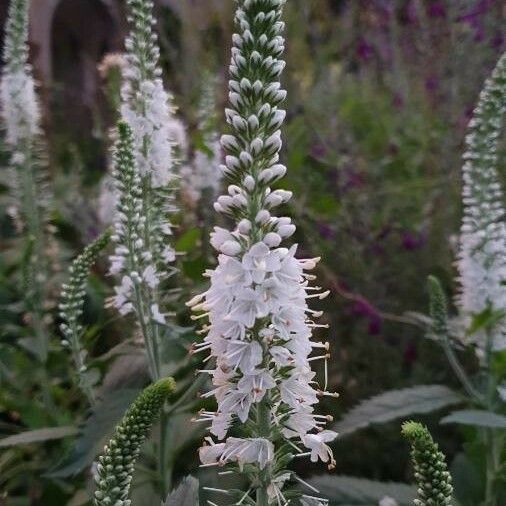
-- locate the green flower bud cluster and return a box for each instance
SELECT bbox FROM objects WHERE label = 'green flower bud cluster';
[94,378,176,506]
[427,276,449,339]
[59,231,110,402]
[402,421,453,506]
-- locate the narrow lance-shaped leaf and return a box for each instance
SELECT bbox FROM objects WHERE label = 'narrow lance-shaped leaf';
[0,426,78,448]
[333,385,462,437]
[307,475,416,505]
[162,476,199,506]
[440,409,506,429]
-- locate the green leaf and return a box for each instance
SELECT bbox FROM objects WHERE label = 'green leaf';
[176,228,201,251]
[308,475,416,505]
[333,385,463,436]
[450,453,484,506]
[162,476,199,506]
[48,388,140,478]
[467,307,506,336]
[0,426,78,448]
[440,409,506,429]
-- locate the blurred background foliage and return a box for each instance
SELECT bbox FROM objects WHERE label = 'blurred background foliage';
[0,0,505,504]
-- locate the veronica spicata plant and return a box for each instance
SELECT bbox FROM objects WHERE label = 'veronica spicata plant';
[59,231,110,405]
[109,0,182,381]
[1,0,51,365]
[401,421,454,506]
[188,1,338,504]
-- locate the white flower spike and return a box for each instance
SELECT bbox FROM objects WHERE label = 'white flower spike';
[456,53,506,352]
[189,0,337,503]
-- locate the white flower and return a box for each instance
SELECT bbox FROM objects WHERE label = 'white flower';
[279,373,318,409]
[242,242,282,283]
[142,265,159,288]
[210,412,233,440]
[282,409,318,438]
[302,430,338,466]
[151,304,166,324]
[237,370,276,403]
[222,438,274,470]
[199,437,274,470]
[267,473,291,503]
[1,69,40,145]
[225,340,263,372]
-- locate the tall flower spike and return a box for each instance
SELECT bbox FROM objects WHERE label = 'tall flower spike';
[456,52,506,352]
[121,0,185,188]
[108,122,166,379]
[401,421,453,506]
[110,0,183,380]
[59,231,110,405]
[93,378,176,506]
[188,1,337,503]
[1,0,51,363]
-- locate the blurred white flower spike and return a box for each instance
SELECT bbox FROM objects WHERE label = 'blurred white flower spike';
[456,53,506,352]
[108,0,182,380]
[1,0,51,363]
[188,0,338,503]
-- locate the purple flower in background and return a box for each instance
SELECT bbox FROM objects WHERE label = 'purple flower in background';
[491,32,504,50]
[343,169,365,191]
[352,296,383,335]
[403,342,418,366]
[427,1,446,18]
[356,37,374,61]
[457,0,494,42]
[368,316,382,335]
[400,229,427,251]
[425,75,439,93]
[310,141,327,159]
[392,93,404,109]
[317,222,335,240]
[404,1,419,25]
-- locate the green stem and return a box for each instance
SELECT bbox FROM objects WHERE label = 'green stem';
[442,339,485,405]
[256,399,271,506]
[484,327,498,506]
[159,409,169,498]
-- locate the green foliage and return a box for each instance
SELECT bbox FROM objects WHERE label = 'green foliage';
[0,426,77,448]
[162,476,199,506]
[402,421,453,505]
[334,386,463,437]
[307,475,416,505]
[93,378,176,506]
[50,388,142,478]
[440,410,506,429]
